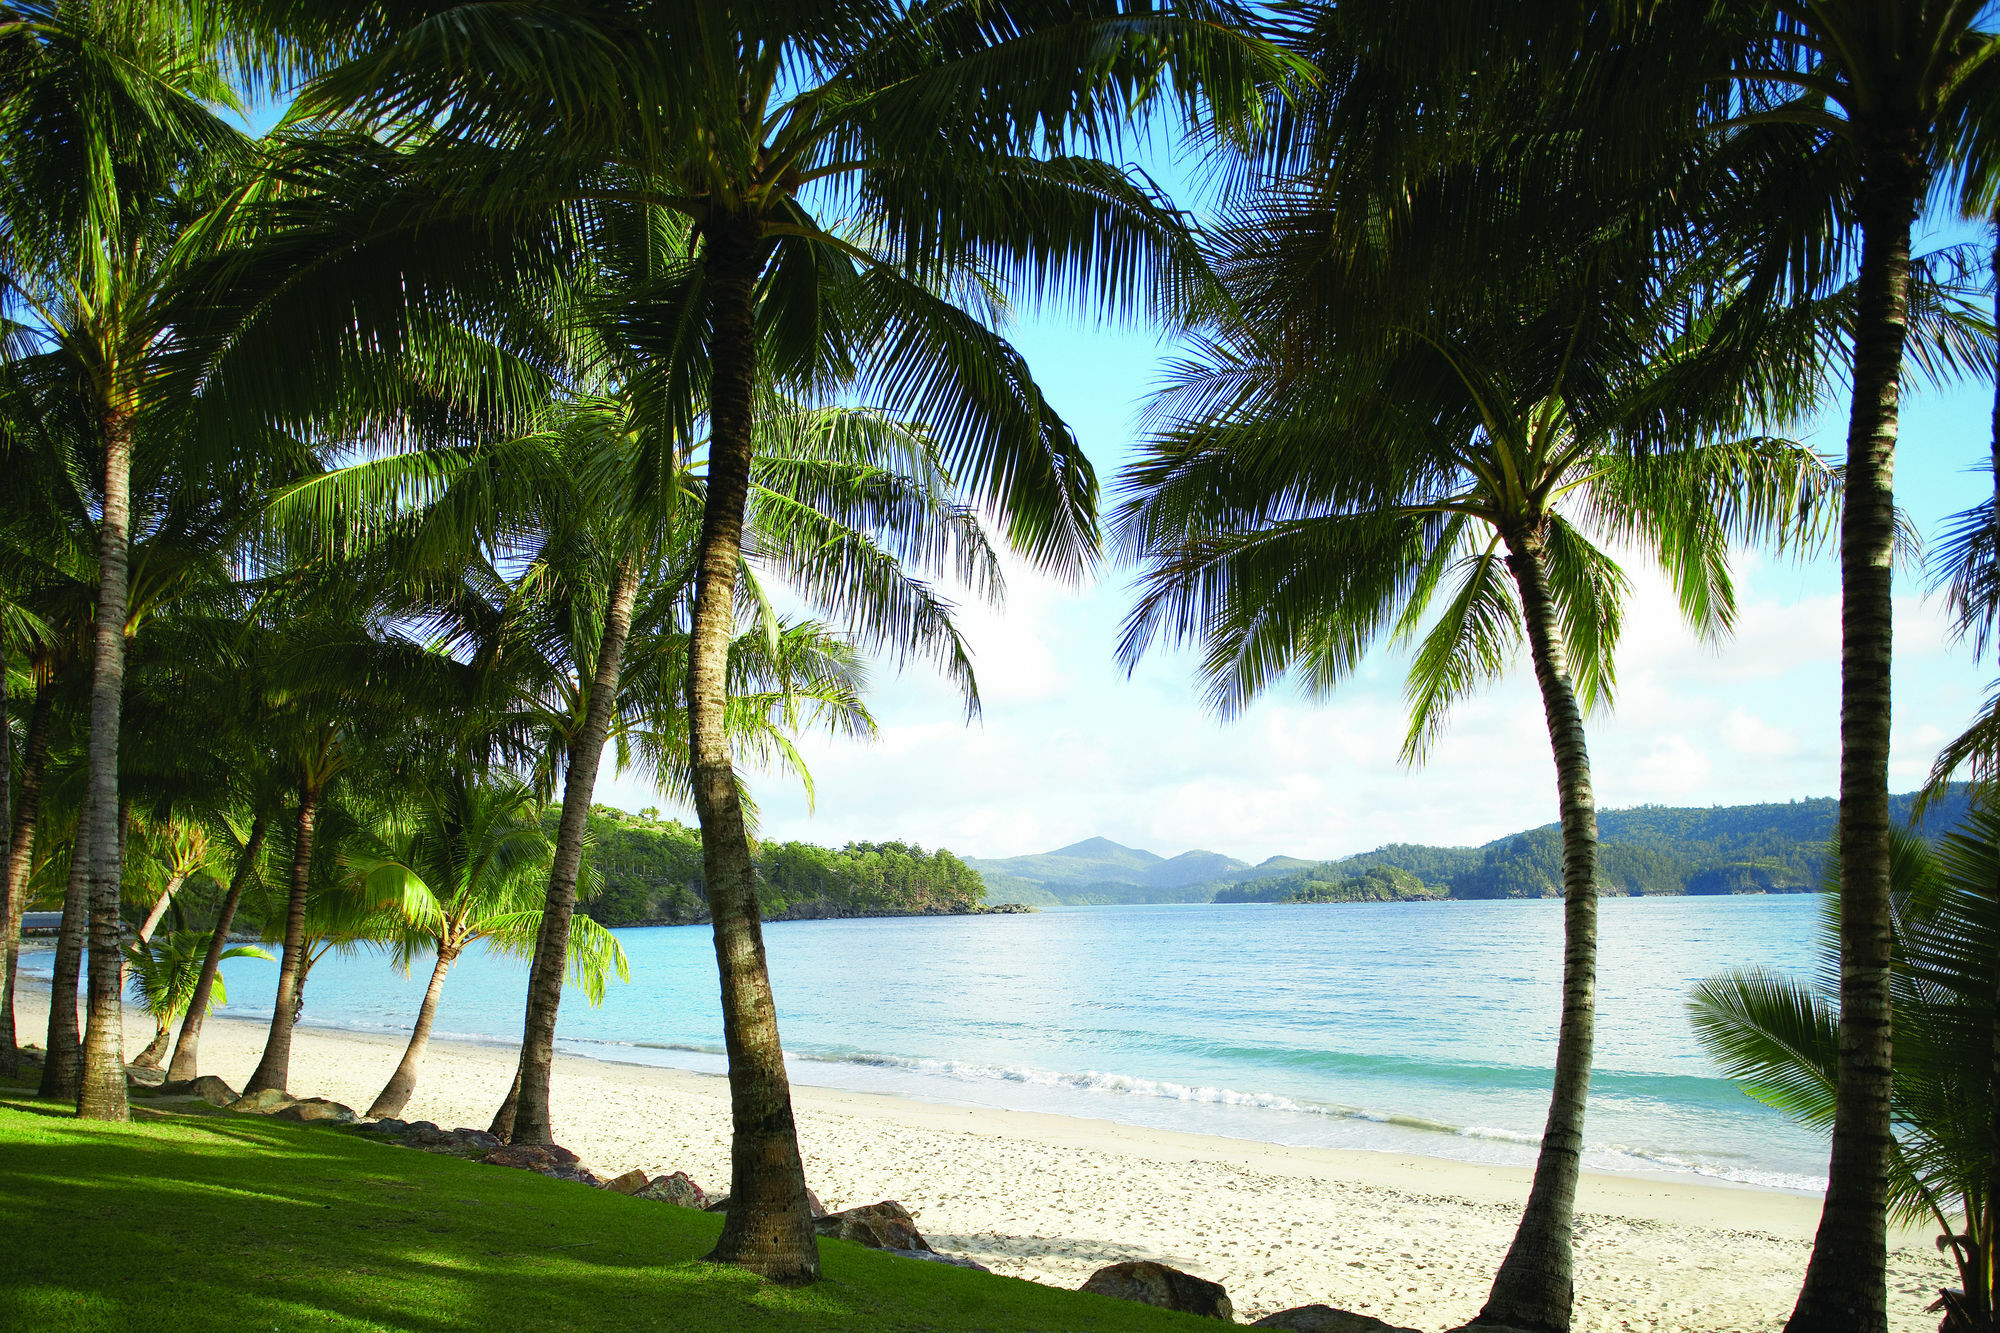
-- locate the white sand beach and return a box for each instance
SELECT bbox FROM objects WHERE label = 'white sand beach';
[16,991,1954,1332]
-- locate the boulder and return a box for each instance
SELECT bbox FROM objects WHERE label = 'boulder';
[124,1064,166,1087]
[1255,1307,1422,1333]
[361,1117,410,1135]
[480,1143,592,1181]
[1080,1261,1233,1322]
[450,1128,502,1150]
[226,1088,297,1115]
[605,1169,651,1196]
[814,1201,931,1253]
[703,1196,731,1213]
[636,1172,707,1208]
[157,1075,239,1107]
[274,1097,357,1124]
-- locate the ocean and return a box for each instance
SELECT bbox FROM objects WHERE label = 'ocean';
[32,894,1830,1192]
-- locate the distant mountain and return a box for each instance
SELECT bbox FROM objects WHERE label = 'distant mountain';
[967,837,1260,904]
[977,787,1977,907]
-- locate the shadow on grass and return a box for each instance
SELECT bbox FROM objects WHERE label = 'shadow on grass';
[0,1096,1214,1333]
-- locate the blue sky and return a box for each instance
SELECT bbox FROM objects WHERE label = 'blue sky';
[236,96,1994,864]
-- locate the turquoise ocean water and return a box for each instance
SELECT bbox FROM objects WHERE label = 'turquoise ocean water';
[35,896,1830,1191]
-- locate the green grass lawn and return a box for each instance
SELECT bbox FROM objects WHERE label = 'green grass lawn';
[0,1082,1216,1333]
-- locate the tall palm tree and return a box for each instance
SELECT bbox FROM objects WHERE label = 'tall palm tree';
[0,1,270,1121]
[347,770,627,1119]
[293,2,1285,1278]
[1683,11,2000,1327]
[1118,200,1834,1329]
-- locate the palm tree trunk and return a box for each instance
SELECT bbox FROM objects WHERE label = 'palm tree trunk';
[134,874,187,946]
[39,816,91,1100]
[129,1022,171,1070]
[500,554,640,1144]
[1786,143,1920,1333]
[692,217,819,1285]
[1477,530,1600,1333]
[368,943,459,1119]
[1,678,54,1073]
[244,791,318,1096]
[78,399,136,1121]
[0,642,10,1071]
[167,811,268,1082]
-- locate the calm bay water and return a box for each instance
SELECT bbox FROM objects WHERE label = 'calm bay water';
[38,896,1830,1191]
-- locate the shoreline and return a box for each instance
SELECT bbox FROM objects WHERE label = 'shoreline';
[12,989,1953,1330]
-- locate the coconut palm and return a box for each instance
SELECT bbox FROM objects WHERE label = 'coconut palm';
[287,0,1286,1278]
[1682,11,2000,1324]
[123,930,273,1070]
[346,770,628,1120]
[1118,191,1834,1326]
[0,0,274,1120]
[1692,807,2000,1331]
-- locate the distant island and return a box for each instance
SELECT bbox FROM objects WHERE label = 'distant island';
[573,806,1020,927]
[570,787,1974,925]
[967,786,1974,907]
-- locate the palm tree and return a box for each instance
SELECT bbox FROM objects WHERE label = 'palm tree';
[1118,196,1833,1327]
[124,930,273,1070]
[293,3,1289,1276]
[0,0,274,1121]
[1686,11,2000,1325]
[1692,808,2000,1331]
[347,770,627,1120]
[166,805,272,1082]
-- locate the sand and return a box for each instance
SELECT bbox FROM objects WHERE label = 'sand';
[13,990,1955,1332]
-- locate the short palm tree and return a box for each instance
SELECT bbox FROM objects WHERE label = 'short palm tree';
[123,930,273,1070]
[1692,807,2000,1331]
[347,771,627,1120]
[1119,270,1831,1328]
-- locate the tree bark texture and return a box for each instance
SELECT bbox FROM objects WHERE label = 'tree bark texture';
[39,815,91,1100]
[368,944,459,1119]
[0,678,51,1074]
[168,811,268,1082]
[244,793,317,1096]
[133,874,186,946]
[77,400,135,1121]
[1478,531,1601,1333]
[693,217,820,1285]
[1786,144,1918,1333]
[502,555,639,1144]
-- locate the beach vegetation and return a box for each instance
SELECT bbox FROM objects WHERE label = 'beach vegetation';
[1692,803,2000,1330]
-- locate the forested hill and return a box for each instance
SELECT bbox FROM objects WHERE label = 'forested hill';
[983,788,1974,906]
[573,806,1005,926]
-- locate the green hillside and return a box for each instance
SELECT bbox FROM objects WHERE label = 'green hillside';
[578,807,993,925]
[977,787,1976,907]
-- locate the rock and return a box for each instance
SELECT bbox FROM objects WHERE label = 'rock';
[450,1128,502,1150]
[605,1169,651,1196]
[226,1088,297,1115]
[155,1075,239,1107]
[703,1196,730,1213]
[813,1201,931,1253]
[1080,1261,1233,1321]
[274,1097,357,1124]
[125,1064,166,1087]
[480,1143,592,1181]
[890,1248,990,1272]
[361,1117,410,1135]
[1255,1307,1422,1333]
[403,1123,454,1148]
[635,1172,707,1208]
